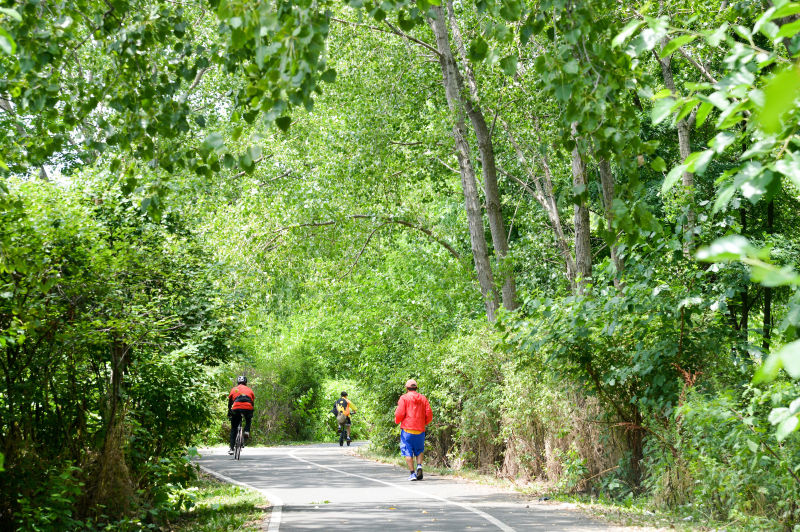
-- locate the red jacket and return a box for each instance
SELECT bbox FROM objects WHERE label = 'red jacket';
[228,385,255,411]
[394,391,432,432]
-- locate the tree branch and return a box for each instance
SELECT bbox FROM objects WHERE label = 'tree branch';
[434,157,460,174]
[389,140,438,146]
[677,47,717,84]
[330,16,440,57]
[337,222,389,280]
[383,20,442,57]
[180,65,214,103]
[271,214,462,260]
[233,154,274,177]
[496,165,540,199]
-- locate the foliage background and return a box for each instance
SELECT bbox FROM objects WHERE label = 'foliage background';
[2,0,800,529]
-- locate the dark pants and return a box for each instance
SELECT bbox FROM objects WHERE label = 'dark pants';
[230,409,253,449]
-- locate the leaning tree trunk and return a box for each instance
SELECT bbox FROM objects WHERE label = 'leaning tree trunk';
[429,7,499,321]
[446,0,517,311]
[502,120,577,291]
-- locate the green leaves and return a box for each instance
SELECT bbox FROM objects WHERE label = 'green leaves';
[0,6,20,55]
[748,262,800,287]
[754,340,800,383]
[0,26,15,55]
[520,16,543,45]
[499,55,518,76]
[612,19,644,48]
[774,151,800,189]
[0,7,22,21]
[658,34,697,58]
[756,65,800,134]
[698,236,800,287]
[0,5,20,56]
[554,83,572,101]
[650,156,666,172]
[469,37,488,61]
[771,405,799,441]
[704,22,729,47]
[651,97,676,124]
[696,235,757,262]
[320,68,337,83]
[498,0,522,21]
[661,164,687,194]
[202,132,225,152]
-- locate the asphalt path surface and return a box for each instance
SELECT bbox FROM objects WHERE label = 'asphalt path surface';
[196,442,652,531]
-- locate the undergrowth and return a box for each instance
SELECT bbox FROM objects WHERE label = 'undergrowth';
[169,473,269,531]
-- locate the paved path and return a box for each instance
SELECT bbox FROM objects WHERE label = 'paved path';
[196,443,650,531]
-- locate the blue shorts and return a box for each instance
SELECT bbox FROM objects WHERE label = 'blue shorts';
[400,430,426,457]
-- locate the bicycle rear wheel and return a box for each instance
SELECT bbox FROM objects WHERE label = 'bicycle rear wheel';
[234,426,243,460]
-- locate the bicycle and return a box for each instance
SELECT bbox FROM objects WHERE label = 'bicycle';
[337,415,352,447]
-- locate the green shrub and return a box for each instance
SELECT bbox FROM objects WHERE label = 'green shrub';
[665,385,800,527]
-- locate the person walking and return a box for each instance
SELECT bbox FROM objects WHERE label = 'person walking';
[331,391,356,445]
[394,379,432,481]
[227,375,255,455]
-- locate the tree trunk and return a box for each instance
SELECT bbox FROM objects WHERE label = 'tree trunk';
[89,338,134,517]
[598,158,624,286]
[740,206,749,341]
[763,200,775,350]
[446,0,517,311]
[502,121,577,290]
[656,41,694,252]
[428,7,499,321]
[571,126,591,291]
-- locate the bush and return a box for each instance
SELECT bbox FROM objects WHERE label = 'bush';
[660,384,800,527]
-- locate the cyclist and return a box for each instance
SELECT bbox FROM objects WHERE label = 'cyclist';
[394,379,432,480]
[331,391,356,444]
[228,375,255,455]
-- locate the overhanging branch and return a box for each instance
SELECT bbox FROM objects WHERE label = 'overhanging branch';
[271,214,461,261]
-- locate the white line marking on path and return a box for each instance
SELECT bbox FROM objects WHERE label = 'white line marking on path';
[287,449,515,532]
[197,460,284,532]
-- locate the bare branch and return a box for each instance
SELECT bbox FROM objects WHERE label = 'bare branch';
[434,157,460,174]
[361,216,462,260]
[233,154,275,177]
[331,16,392,33]
[272,220,337,233]
[180,66,214,103]
[496,165,540,199]
[330,16,441,57]
[337,222,389,280]
[271,214,462,260]
[383,20,442,57]
[677,47,717,84]
[389,140,436,146]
